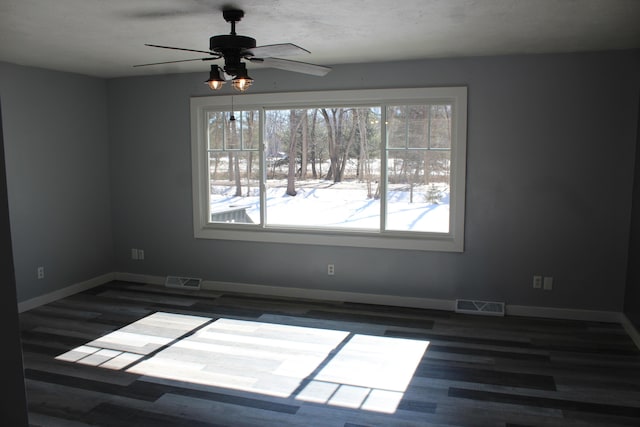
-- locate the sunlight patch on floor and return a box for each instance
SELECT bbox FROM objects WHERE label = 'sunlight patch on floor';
[56,312,210,368]
[128,317,350,398]
[56,312,428,413]
[295,334,428,413]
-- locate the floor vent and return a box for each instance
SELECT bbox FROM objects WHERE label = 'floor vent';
[165,276,202,290]
[455,299,505,316]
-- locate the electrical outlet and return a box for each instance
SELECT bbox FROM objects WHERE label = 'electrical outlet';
[327,264,335,276]
[138,249,144,260]
[37,266,44,279]
[533,275,542,289]
[543,276,553,290]
[131,248,139,260]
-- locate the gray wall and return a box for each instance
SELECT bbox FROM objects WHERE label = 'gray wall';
[625,93,640,328]
[2,51,638,312]
[0,101,29,425]
[0,62,113,302]
[108,50,640,312]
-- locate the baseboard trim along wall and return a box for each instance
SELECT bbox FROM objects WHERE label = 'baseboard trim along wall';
[621,313,640,351]
[17,272,116,313]
[16,271,638,351]
[114,272,623,324]
[506,304,621,323]
[17,271,627,326]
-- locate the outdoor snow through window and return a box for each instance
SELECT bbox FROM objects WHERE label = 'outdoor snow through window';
[191,87,467,251]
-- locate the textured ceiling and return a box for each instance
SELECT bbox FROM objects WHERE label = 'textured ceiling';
[1,0,639,78]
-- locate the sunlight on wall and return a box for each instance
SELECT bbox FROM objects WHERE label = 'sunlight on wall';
[56,312,429,414]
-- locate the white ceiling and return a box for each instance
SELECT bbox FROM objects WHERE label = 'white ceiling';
[1,0,639,79]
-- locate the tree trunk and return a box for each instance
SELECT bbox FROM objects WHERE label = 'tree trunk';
[286,110,304,196]
[321,108,339,181]
[246,152,252,196]
[228,152,234,182]
[310,109,318,179]
[356,109,373,198]
[300,110,308,179]
[337,114,356,183]
[234,154,242,196]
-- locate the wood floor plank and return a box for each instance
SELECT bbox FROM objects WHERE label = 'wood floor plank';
[20,280,640,427]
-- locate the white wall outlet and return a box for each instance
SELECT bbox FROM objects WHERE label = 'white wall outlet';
[533,275,542,289]
[138,249,144,260]
[37,266,44,279]
[131,248,139,260]
[543,276,553,290]
[327,264,335,276]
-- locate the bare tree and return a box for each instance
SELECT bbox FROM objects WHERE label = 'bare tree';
[299,110,308,179]
[320,108,339,181]
[320,108,356,183]
[310,109,319,179]
[233,153,242,197]
[244,111,257,196]
[286,110,304,196]
[356,109,373,198]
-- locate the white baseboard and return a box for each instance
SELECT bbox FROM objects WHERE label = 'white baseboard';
[202,279,457,312]
[113,272,624,324]
[16,271,630,329]
[18,272,116,313]
[115,272,456,311]
[507,304,621,323]
[621,313,640,351]
[15,271,640,351]
[115,271,165,286]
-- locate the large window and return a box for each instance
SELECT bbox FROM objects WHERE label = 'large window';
[191,88,467,251]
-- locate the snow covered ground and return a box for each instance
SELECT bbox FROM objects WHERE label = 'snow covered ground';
[210,180,449,233]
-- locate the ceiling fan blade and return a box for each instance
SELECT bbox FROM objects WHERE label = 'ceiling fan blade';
[124,1,212,19]
[249,57,331,76]
[244,43,310,58]
[145,43,214,55]
[127,10,201,19]
[133,57,215,67]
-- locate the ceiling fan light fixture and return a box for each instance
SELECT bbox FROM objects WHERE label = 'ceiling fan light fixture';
[205,65,225,90]
[231,67,253,92]
[139,9,331,91]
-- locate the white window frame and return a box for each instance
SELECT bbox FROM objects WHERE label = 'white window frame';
[191,87,467,252]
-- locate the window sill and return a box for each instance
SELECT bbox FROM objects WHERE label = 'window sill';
[194,224,464,252]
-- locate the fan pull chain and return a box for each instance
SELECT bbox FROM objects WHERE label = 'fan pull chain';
[230,96,236,122]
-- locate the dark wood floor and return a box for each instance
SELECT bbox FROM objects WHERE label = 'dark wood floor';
[19,280,640,426]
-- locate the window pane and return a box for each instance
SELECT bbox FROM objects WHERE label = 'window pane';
[430,105,452,149]
[207,111,226,150]
[207,110,260,224]
[265,107,381,229]
[208,151,260,224]
[386,149,450,233]
[240,110,259,150]
[407,105,429,149]
[386,106,407,149]
[226,114,241,150]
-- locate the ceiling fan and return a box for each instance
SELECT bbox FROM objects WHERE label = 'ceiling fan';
[135,8,331,92]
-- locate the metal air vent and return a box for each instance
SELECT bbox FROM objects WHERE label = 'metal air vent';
[165,276,202,290]
[455,299,505,316]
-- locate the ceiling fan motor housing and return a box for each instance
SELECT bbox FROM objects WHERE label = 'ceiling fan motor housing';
[209,35,256,53]
[210,34,257,76]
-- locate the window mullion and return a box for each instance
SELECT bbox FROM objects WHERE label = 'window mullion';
[380,105,388,232]
[427,104,432,150]
[259,108,266,227]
